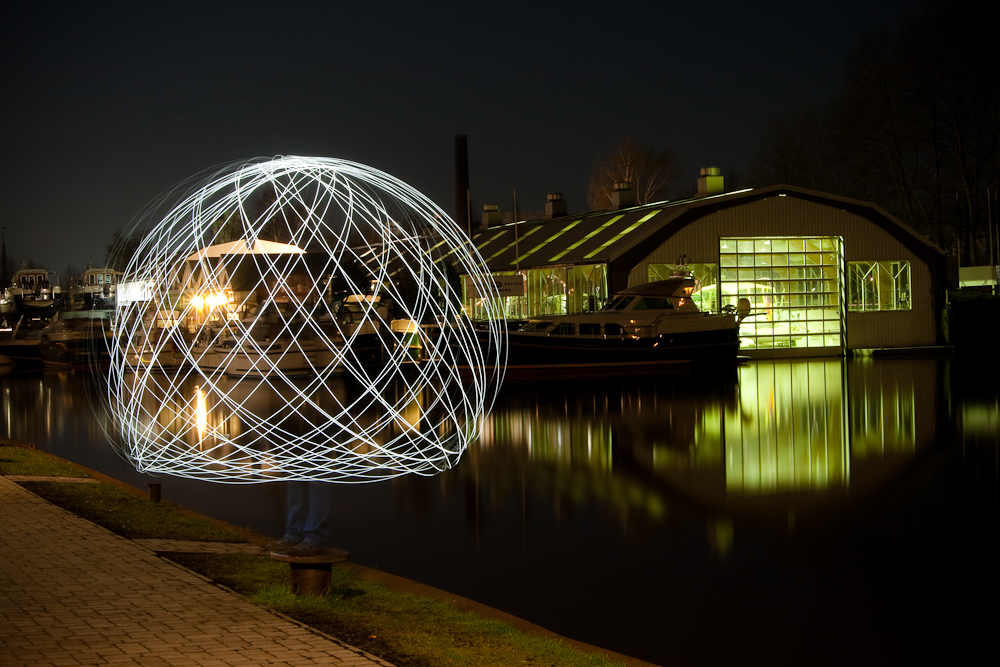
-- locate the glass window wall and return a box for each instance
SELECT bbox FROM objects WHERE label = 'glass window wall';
[463,264,607,320]
[717,236,844,350]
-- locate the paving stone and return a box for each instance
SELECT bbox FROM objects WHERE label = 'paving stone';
[0,476,394,667]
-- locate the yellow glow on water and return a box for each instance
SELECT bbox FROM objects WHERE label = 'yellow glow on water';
[195,386,207,444]
[725,360,849,493]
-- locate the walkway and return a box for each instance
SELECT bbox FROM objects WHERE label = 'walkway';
[0,475,395,667]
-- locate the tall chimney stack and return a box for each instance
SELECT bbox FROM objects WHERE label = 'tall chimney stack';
[454,135,471,235]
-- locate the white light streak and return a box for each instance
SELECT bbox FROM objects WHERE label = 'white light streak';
[105,156,506,483]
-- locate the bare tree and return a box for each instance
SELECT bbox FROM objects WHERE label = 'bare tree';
[62,265,81,289]
[587,137,681,211]
[749,0,1000,264]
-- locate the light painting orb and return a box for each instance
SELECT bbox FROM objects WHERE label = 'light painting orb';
[107,156,506,483]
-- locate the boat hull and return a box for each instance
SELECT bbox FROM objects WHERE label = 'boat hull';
[501,326,740,367]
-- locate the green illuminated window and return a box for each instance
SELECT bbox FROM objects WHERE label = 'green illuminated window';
[550,215,623,262]
[461,264,607,320]
[514,219,582,265]
[584,210,660,260]
[847,261,911,311]
[485,226,541,263]
[719,236,844,350]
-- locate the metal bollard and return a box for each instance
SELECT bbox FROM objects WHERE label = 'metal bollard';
[147,483,161,502]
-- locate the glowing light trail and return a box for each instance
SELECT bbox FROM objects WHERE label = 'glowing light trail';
[106,156,506,483]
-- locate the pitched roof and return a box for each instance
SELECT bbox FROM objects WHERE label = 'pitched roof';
[470,185,944,272]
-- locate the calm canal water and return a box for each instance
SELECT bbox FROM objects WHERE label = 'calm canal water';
[2,357,997,666]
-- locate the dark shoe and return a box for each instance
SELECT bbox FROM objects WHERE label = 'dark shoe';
[266,537,301,552]
[285,541,331,558]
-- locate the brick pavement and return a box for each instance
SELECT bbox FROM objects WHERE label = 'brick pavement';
[0,475,395,667]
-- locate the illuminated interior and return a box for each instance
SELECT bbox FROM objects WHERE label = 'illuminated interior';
[847,260,911,311]
[463,264,607,319]
[716,237,844,350]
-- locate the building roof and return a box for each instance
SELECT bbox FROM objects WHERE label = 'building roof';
[470,184,945,272]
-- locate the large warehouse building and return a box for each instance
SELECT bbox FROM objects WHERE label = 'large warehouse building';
[463,177,946,358]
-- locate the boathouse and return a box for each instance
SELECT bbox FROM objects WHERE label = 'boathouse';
[464,180,946,358]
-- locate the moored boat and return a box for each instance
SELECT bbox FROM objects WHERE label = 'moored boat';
[194,306,319,379]
[4,266,64,320]
[68,266,122,311]
[123,309,184,371]
[492,274,748,375]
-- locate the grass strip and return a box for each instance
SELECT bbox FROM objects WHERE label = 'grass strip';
[19,480,248,541]
[169,552,620,667]
[1,440,631,667]
[0,442,91,477]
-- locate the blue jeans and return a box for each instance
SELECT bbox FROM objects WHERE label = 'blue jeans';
[281,481,335,546]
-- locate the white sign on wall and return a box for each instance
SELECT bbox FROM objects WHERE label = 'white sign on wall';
[465,274,526,298]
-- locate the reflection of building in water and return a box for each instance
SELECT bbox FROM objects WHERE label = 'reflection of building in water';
[470,359,943,526]
[722,361,849,493]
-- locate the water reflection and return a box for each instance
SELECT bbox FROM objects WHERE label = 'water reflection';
[107,371,458,482]
[1,357,994,666]
[459,358,945,531]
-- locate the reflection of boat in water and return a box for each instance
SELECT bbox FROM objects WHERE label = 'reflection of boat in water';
[0,337,44,368]
[496,275,746,374]
[38,311,113,369]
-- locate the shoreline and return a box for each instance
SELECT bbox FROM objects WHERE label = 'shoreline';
[2,436,657,667]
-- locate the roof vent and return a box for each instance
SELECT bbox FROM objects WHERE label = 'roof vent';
[545,193,567,219]
[611,181,635,209]
[482,203,503,227]
[697,167,724,197]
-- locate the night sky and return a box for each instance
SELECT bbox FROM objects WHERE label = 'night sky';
[1,0,911,278]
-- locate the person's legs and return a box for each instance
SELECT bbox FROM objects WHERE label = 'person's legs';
[266,481,308,551]
[285,482,336,556]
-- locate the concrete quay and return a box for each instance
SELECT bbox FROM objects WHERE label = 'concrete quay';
[0,475,395,667]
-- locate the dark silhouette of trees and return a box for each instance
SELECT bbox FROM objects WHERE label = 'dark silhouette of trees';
[104,229,146,271]
[587,137,681,210]
[749,0,999,265]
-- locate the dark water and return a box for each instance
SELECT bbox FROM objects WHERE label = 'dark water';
[2,357,997,666]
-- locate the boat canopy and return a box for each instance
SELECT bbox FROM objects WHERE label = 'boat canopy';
[185,239,305,262]
[615,277,694,298]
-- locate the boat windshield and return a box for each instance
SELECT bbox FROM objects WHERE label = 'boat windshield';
[632,297,673,310]
[519,320,553,332]
[601,296,632,311]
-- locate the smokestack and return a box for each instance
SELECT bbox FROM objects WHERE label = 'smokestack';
[454,135,471,235]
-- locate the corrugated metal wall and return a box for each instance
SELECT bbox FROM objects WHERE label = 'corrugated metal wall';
[629,196,937,351]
